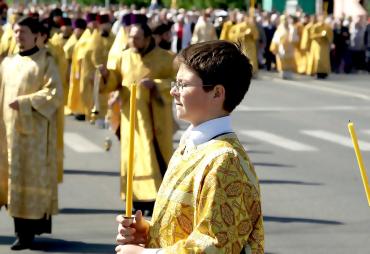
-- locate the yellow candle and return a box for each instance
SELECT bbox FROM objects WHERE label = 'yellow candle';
[348,122,370,206]
[323,2,329,16]
[126,83,137,217]
[250,0,255,17]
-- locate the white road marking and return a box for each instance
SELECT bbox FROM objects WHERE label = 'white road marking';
[240,130,317,151]
[362,130,370,135]
[301,130,370,151]
[64,132,104,153]
[270,78,370,101]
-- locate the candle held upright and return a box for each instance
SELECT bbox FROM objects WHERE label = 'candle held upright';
[348,122,370,206]
[126,83,137,217]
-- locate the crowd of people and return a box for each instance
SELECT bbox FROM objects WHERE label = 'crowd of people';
[0,0,369,252]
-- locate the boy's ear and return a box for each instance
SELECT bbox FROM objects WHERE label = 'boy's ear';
[213,85,225,99]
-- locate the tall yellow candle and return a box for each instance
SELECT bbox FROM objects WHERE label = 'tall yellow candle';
[348,122,370,206]
[126,83,137,217]
[250,0,255,17]
[323,2,329,16]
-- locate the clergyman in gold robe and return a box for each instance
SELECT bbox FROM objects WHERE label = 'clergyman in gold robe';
[115,41,264,254]
[99,20,175,215]
[309,14,333,79]
[0,17,62,250]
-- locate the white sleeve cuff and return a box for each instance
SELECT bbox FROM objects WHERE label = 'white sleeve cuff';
[142,248,163,254]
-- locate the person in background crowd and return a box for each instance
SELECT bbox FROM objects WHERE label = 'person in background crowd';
[230,14,259,75]
[263,13,277,71]
[67,12,98,121]
[349,17,366,73]
[310,14,333,79]
[270,15,298,79]
[365,18,370,72]
[170,13,184,52]
[191,9,217,44]
[219,9,237,41]
[152,22,172,50]
[331,18,351,73]
[0,16,62,250]
[38,18,68,184]
[255,14,266,69]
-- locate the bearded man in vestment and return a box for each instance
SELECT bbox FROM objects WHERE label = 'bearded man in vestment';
[0,17,62,250]
[99,21,175,216]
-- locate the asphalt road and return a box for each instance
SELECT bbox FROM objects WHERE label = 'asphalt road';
[1,71,370,254]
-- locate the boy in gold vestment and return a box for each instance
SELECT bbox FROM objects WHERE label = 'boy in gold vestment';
[115,40,264,254]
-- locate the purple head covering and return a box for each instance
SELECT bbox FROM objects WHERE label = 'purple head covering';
[73,18,87,29]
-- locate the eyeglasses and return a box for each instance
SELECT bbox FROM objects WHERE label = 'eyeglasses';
[170,80,214,92]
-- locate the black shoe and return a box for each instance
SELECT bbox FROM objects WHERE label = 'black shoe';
[74,114,86,121]
[10,235,33,251]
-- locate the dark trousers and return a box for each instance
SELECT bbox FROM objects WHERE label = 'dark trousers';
[14,215,52,238]
[317,73,328,79]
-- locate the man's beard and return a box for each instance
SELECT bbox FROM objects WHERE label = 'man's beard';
[101,30,109,37]
[136,46,146,54]
[159,40,171,50]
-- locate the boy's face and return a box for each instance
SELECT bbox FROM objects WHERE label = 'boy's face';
[171,64,219,126]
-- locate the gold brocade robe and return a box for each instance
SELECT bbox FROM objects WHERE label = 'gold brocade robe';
[270,25,298,72]
[219,20,234,41]
[310,22,333,75]
[80,31,114,119]
[0,25,3,43]
[46,41,68,183]
[104,46,175,201]
[0,48,62,218]
[0,25,17,60]
[300,22,314,75]
[294,23,306,74]
[230,22,259,74]
[67,29,92,115]
[63,33,78,116]
[107,26,128,70]
[63,33,78,61]
[191,18,218,44]
[50,33,69,49]
[147,133,264,254]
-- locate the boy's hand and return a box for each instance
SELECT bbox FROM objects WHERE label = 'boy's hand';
[116,210,149,245]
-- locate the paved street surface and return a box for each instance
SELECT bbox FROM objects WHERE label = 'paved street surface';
[1,71,370,253]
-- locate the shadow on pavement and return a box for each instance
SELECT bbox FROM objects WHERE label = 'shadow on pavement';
[0,236,115,253]
[60,208,121,215]
[254,162,294,168]
[260,180,322,186]
[264,216,343,225]
[0,236,13,245]
[64,169,119,177]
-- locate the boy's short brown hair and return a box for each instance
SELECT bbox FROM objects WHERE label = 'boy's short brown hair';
[176,40,253,112]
